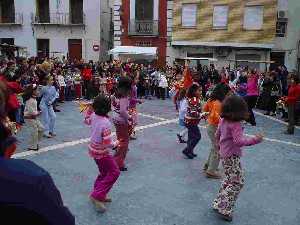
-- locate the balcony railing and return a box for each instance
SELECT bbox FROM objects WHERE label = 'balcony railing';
[31,12,86,25]
[0,13,23,25]
[128,20,159,36]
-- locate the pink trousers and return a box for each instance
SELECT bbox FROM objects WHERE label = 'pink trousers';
[90,155,120,201]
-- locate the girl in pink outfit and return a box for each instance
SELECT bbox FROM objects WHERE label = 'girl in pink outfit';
[244,69,259,126]
[84,95,120,213]
[129,74,143,140]
[111,76,132,171]
[213,95,263,222]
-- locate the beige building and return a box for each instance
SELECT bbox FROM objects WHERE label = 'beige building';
[167,0,278,71]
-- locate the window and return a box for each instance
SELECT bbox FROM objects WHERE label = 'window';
[213,5,229,29]
[0,0,15,23]
[181,4,197,27]
[70,0,83,24]
[244,6,264,30]
[276,20,287,37]
[136,0,153,20]
[277,0,288,10]
[36,0,50,23]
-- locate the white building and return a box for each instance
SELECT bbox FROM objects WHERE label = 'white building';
[0,0,112,61]
[271,0,300,72]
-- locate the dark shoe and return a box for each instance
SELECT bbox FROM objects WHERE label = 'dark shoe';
[182,150,194,159]
[264,112,270,115]
[217,211,233,222]
[177,134,186,143]
[49,132,57,137]
[250,122,256,126]
[28,147,39,151]
[120,167,128,171]
[54,109,61,112]
[191,153,197,157]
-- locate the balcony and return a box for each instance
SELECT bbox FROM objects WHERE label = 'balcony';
[128,20,159,36]
[0,13,23,25]
[31,12,86,26]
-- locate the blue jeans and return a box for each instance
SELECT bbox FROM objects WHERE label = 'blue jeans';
[184,124,201,154]
[40,103,56,135]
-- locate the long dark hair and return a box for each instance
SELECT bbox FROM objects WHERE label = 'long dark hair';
[115,76,132,98]
[186,84,201,98]
[23,84,37,102]
[221,95,248,122]
[209,83,231,102]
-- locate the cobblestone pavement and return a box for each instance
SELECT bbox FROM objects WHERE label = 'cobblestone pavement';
[15,99,300,225]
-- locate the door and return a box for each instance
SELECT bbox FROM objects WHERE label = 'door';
[68,39,82,61]
[37,39,49,59]
[270,52,285,70]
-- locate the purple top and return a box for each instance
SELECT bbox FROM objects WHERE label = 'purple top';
[247,74,259,96]
[216,119,261,158]
[129,85,140,109]
[112,96,130,124]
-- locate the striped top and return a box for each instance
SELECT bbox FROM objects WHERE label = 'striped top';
[84,111,114,159]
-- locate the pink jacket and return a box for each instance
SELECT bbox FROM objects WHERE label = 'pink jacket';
[84,111,115,159]
[216,119,261,158]
[247,73,259,96]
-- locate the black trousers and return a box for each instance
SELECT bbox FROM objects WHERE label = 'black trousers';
[244,95,257,125]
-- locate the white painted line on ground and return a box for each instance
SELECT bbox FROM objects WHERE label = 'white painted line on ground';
[13,113,300,159]
[138,112,167,121]
[254,110,300,130]
[13,118,178,159]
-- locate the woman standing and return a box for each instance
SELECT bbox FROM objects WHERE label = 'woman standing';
[244,69,259,126]
[40,76,57,138]
[263,72,281,116]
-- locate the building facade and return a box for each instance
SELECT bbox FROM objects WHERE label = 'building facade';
[0,0,112,61]
[113,0,167,67]
[272,0,300,72]
[168,0,278,71]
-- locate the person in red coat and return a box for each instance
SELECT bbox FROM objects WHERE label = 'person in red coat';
[284,74,300,134]
[81,64,93,100]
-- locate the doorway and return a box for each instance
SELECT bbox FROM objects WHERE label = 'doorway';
[37,39,49,59]
[68,39,82,61]
[270,52,285,70]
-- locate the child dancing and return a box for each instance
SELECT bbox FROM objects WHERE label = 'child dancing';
[182,84,203,159]
[111,76,132,171]
[23,84,44,151]
[129,74,143,140]
[176,88,188,143]
[84,95,120,213]
[203,83,231,178]
[213,95,263,221]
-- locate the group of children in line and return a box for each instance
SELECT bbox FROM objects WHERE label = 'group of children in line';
[81,69,264,222]
[175,81,264,221]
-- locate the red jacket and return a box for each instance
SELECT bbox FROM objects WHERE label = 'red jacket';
[81,68,92,81]
[286,84,300,105]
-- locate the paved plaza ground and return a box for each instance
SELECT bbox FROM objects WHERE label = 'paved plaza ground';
[14,99,300,225]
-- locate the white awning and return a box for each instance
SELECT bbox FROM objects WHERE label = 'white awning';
[108,46,157,56]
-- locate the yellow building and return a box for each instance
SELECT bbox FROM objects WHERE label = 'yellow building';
[166,0,278,70]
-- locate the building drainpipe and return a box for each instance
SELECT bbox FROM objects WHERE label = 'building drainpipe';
[297,40,300,73]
